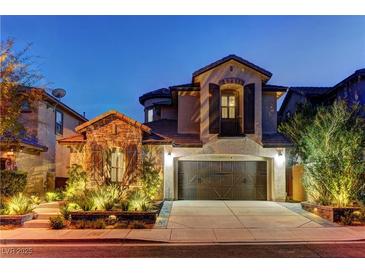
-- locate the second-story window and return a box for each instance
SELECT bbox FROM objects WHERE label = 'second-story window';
[147,108,153,122]
[221,95,236,119]
[55,109,64,135]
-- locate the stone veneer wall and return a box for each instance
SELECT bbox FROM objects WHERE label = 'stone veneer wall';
[69,115,143,188]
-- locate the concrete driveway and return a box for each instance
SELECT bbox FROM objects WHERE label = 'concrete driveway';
[167,201,328,229]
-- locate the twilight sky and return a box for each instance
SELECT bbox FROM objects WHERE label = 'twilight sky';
[1,16,365,121]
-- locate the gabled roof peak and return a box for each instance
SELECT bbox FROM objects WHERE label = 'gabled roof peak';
[192,54,272,79]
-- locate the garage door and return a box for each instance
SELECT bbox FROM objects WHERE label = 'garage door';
[178,161,267,200]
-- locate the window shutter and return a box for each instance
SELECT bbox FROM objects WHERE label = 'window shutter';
[244,83,255,134]
[111,151,117,182]
[117,152,125,183]
[209,83,220,134]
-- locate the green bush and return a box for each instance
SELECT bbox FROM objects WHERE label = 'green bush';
[140,145,163,200]
[127,189,153,212]
[60,202,80,220]
[49,215,65,229]
[45,191,63,202]
[279,101,365,207]
[91,183,127,211]
[64,164,88,200]
[70,192,95,211]
[5,193,36,215]
[0,170,27,197]
[30,195,41,205]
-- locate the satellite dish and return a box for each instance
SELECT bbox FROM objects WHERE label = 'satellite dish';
[52,88,66,99]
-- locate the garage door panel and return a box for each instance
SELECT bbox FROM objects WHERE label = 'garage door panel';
[178,160,267,200]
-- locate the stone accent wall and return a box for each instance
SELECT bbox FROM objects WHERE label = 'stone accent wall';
[69,115,144,188]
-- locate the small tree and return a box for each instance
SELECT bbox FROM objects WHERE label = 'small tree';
[280,100,365,207]
[140,145,163,201]
[0,39,43,139]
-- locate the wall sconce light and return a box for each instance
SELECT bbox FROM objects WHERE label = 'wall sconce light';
[275,149,285,166]
[165,148,173,166]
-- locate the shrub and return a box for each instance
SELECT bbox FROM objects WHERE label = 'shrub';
[140,145,163,200]
[64,164,88,200]
[6,193,36,215]
[279,101,365,207]
[127,189,153,212]
[70,192,94,211]
[30,195,41,205]
[45,191,63,202]
[0,170,27,197]
[60,202,80,220]
[91,184,127,211]
[49,215,65,229]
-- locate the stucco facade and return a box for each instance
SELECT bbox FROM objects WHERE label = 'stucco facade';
[1,91,87,195]
[140,55,290,201]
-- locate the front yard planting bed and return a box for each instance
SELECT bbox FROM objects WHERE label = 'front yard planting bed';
[70,210,159,224]
[68,201,164,229]
[0,212,37,226]
[301,202,360,223]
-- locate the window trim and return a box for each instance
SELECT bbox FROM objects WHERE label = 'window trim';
[110,148,125,183]
[55,109,64,135]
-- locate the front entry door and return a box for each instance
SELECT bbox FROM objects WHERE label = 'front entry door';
[220,91,239,136]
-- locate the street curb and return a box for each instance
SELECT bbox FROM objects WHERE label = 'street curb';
[1,238,364,245]
[0,238,167,245]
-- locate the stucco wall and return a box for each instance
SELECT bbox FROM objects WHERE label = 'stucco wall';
[193,59,266,144]
[55,110,82,177]
[262,93,277,134]
[161,105,178,120]
[162,138,286,201]
[177,92,200,134]
[14,101,84,194]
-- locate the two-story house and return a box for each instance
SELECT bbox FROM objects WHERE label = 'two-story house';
[60,55,291,201]
[140,55,291,201]
[0,88,87,195]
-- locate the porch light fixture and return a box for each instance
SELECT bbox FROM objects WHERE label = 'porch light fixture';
[275,149,285,166]
[165,148,173,166]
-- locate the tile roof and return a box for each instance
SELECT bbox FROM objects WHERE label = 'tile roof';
[262,133,292,148]
[0,134,48,152]
[262,84,288,92]
[57,134,86,144]
[75,110,151,133]
[139,88,171,105]
[192,54,272,79]
[290,86,331,96]
[143,119,202,147]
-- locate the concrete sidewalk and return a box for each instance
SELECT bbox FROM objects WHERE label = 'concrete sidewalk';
[1,226,365,244]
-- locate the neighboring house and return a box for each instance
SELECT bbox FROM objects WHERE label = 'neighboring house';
[278,68,365,201]
[140,54,291,201]
[278,87,330,123]
[60,55,291,201]
[279,68,365,122]
[0,88,87,195]
[321,69,365,115]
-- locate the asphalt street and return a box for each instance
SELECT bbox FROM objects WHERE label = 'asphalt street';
[1,242,365,258]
